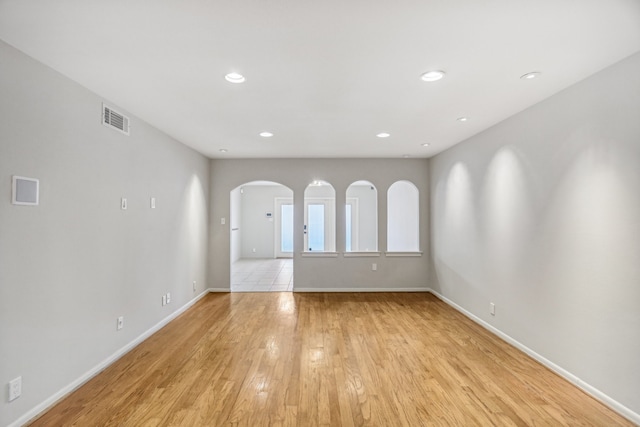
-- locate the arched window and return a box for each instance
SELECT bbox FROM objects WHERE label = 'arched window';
[387,180,419,252]
[346,181,378,252]
[304,180,336,252]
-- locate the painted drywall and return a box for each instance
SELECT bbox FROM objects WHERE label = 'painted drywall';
[208,159,430,291]
[238,184,293,258]
[230,187,242,263]
[430,52,640,419]
[0,40,210,426]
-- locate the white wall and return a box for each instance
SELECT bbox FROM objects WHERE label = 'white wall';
[239,184,293,258]
[209,159,430,291]
[430,52,640,420]
[0,41,210,427]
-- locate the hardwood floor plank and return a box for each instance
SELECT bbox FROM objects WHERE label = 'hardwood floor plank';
[28,292,634,426]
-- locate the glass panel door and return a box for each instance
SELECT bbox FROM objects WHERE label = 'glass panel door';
[307,204,325,251]
[275,198,294,258]
[280,204,293,252]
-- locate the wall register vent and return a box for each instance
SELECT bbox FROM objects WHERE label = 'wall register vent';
[102,103,130,135]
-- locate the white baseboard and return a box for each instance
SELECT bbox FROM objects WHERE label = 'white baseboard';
[294,287,430,292]
[427,289,640,425]
[9,290,211,427]
[212,287,430,293]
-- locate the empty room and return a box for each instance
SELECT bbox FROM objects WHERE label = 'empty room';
[1,1,639,426]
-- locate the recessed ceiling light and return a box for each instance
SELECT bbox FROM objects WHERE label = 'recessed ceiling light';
[259,131,273,138]
[421,70,446,82]
[457,117,469,122]
[219,148,228,153]
[376,132,390,138]
[421,143,431,147]
[225,72,245,83]
[402,154,411,158]
[520,71,541,80]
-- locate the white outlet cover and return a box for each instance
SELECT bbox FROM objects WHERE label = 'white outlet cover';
[151,197,156,209]
[9,376,21,402]
[117,316,124,330]
[121,197,127,210]
[166,293,171,304]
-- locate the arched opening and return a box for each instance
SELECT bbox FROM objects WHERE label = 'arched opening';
[230,181,293,292]
[387,180,419,252]
[345,180,378,252]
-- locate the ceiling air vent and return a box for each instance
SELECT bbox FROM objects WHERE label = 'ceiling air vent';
[102,103,130,135]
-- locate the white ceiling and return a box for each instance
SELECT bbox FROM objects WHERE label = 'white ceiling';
[1,1,639,159]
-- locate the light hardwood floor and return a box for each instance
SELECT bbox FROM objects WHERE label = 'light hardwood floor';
[29,292,633,426]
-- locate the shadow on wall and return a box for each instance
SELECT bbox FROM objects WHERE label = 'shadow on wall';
[434,160,479,297]
[535,137,640,374]
[175,174,208,294]
[431,131,640,416]
[480,147,535,286]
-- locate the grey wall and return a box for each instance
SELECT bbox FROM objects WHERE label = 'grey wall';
[0,41,210,426]
[208,159,430,291]
[239,184,293,258]
[430,52,640,418]
[230,187,242,263]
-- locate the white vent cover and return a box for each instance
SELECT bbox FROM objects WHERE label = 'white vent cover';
[102,103,130,135]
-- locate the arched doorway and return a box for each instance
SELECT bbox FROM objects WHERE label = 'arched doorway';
[230,181,294,292]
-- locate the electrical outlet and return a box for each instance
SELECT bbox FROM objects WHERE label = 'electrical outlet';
[117,316,124,330]
[372,263,377,271]
[221,217,226,225]
[252,248,257,253]
[121,197,127,210]
[192,281,196,292]
[162,295,166,306]
[9,376,21,402]
[150,197,156,209]
[490,303,496,316]
[166,292,171,304]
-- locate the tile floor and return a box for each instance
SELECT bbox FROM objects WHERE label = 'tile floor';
[231,258,293,292]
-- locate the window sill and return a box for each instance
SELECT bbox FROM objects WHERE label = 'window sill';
[301,252,339,258]
[385,251,423,257]
[343,252,381,257]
